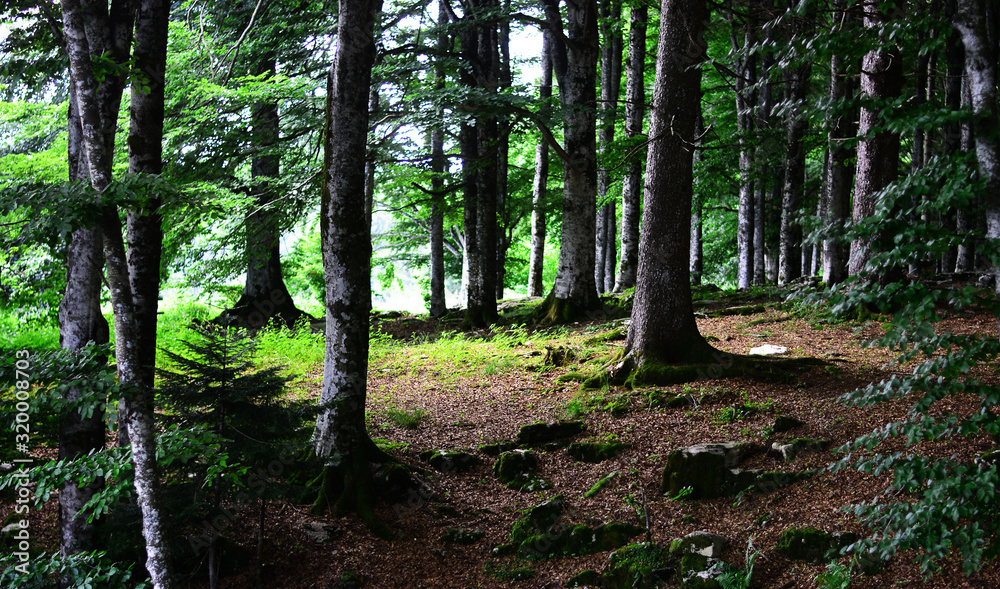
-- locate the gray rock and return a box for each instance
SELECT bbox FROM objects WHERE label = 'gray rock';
[517,420,586,444]
[669,531,728,559]
[303,522,343,544]
[748,344,787,356]
[771,415,806,433]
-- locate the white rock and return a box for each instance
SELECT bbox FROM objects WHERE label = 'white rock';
[748,344,788,356]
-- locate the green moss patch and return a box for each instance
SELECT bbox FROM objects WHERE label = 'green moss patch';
[566,442,632,463]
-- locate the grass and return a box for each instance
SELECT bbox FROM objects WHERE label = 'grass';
[0,309,59,350]
[384,405,429,429]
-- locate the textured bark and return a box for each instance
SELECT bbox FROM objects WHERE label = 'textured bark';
[947,0,975,272]
[955,0,1000,335]
[528,31,553,297]
[429,3,448,317]
[849,4,904,280]
[496,5,512,300]
[620,0,714,365]
[314,0,385,528]
[734,19,756,290]
[613,3,646,293]
[461,0,499,328]
[537,0,601,322]
[821,9,857,286]
[778,59,810,284]
[753,28,775,286]
[58,82,109,564]
[595,0,623,294]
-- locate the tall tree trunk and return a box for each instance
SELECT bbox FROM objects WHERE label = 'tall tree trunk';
[538,0,601,323]
[615,0,714,370]
[62,0,177,586]
[595,0,623,294]
[753,27,775,286]
[947,0,974,272]
[58,83,109,564]
[955,0,1000,336]
[313,0,388,535]
[734,17,756,290]
[613,3,647,292]
[462,0,499,329]
[822,6,857,286]
[496,3,512,300]
[428,0,449,316]
[528,30,554,297]
[778,59,809,284]
[691,115,705,286]
[849,3,904,281]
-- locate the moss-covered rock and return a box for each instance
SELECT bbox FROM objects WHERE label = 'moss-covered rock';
[517,420,587,444]
[511,495,565,544]
[441,528,485,545]
[603,543,674,589]
[557,372,590,383]
[494,449,538,483]
[775,527,858,563]
[584,471,620,498]
[566,442,632,463]
[566,568,601,587]
[771,438,830,462]
[544,346,577,367]
[660,442,747,499]
[479,441,519,456]
[668,531,727,559]
[517,521,645,561]
[419,449,481,472]
[708,304,766,318]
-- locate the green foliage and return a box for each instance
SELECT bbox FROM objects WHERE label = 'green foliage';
[815,562,853,589]
[383,405,429,429]
[0,550,145,589]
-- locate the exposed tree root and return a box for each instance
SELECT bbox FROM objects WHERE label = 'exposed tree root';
[535,291,602,325]
[601,349,828,389]
[311,439,396,540]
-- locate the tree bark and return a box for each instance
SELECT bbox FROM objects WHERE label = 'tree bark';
[821,5,857,286]
[849,3,904,281]
[778,59,809,284]
[496,3,512,300]
[537,0,601,323]
[617,0,714,367]
[955,0,1000,335]
[947,0,975,272]
[313,0,388,533]
[428,0,449,317]
[595,0,623,294]
[528,30,554,297]
[733,16,756,290]
[613,3,647,293]
[753,24,775,286]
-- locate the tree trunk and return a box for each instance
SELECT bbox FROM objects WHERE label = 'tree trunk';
[214,56,310,330]
[821,7,857,286]
[753,26,775,286]
[778,60,809,284]
[733,18,756,290]
[429,0,449,316]
[613,3,647,293]
[527,30,553,297]
[313,0,388,535]
[496,3,512,300]
[537,0,601,323]
[616,0,714,369]
[849,3,904,280]
[595,0,623,294]
[955,0,1000,336]
[946,0,975,272]
[461,0,499,329]
[58,82,109,565]
[527,30,554,298]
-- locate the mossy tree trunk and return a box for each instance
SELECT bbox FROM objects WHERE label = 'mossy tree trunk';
[612,0,717,382]
[314,0,389,535]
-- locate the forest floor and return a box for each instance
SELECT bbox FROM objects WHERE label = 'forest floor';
[9,283,1000,588]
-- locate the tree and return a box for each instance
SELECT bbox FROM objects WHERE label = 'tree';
[732,7,756,290]
[610,0,715,382]
[778,14,811,284]
[527,29,554,297]
[537,0,601,322]
[595,0,623,295]
[848,1,904,281]
[613,1,647,293]
[312,0,389,532]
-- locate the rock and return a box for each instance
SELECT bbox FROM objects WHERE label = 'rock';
[433,504,461,518]
[517,521,645,561]
[505,474,553,492]
[491,543,517,556]
[603,543,674,589]
[660,442,747,499]
[748,344,788,356]
[566,569,601,587]
[441,528,485,545]
[544,346,577,367]
[493,449,538,483]
[775,526,858,563]
[303,522,344,544]
[669,531,727,559]
[771,438,830,462]
[326,571,363,589]
[680,555,727,589]
[566,442,632,463]
[517,420,587,444]
[708,304,766,317]
[771,415,805,433]
[661,442,809,499]
[584,471,620,498]
[372,463,414,501]
[478,441,519,455]
[419,449,481,473]
[511,495,565,544]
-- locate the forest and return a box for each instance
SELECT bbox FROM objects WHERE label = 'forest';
[2,0,1000,587]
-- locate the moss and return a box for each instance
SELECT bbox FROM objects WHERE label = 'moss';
[557,371,589,383]
[603,543,674,589]
[771,415,806,433]
[566,442,632,463]
[311,446,393,540]
[566,569,601,587]
[493,450,538,483]
[419,449,481,472]
[583,471,620,498]
[479,441,518,456]
[627,363,705,388]
[584,327,626,344]
[775,526,857,564]
[707,304,766,317]
[516,421,586,444]
[441,528,485,545]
